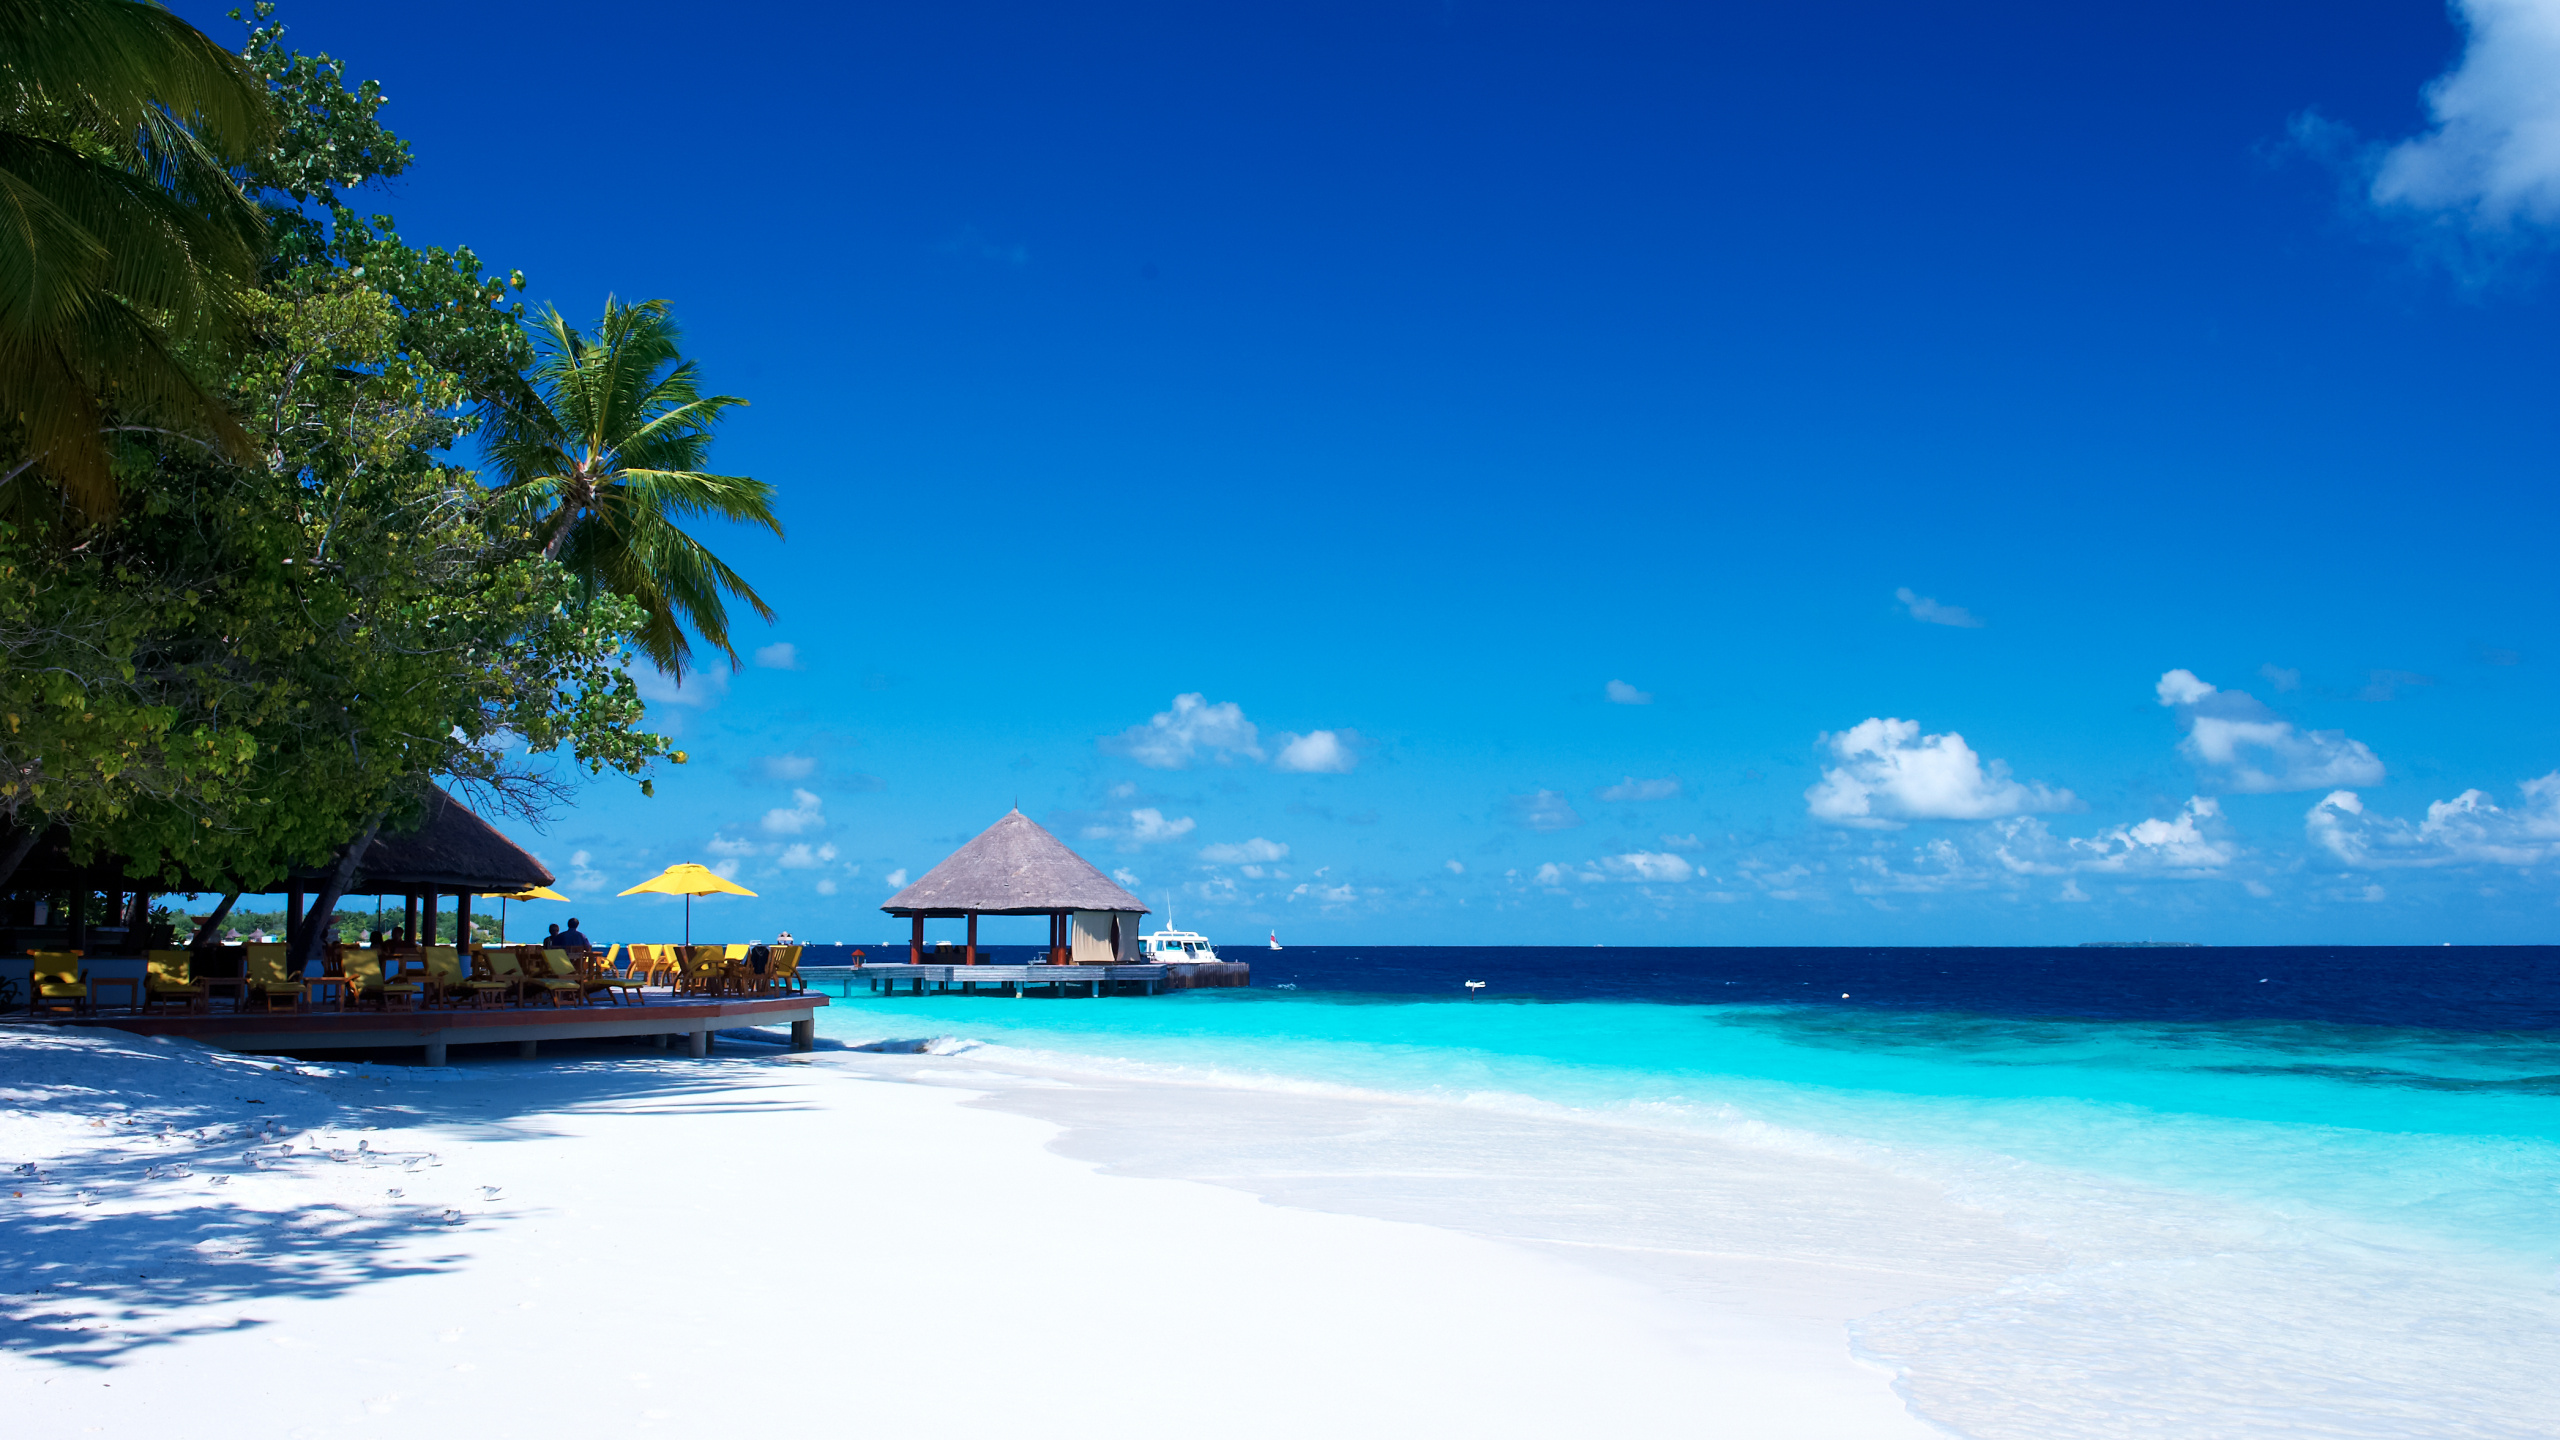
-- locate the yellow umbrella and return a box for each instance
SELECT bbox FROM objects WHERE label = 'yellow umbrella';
[487,885,569,944]
[618,864,758,946]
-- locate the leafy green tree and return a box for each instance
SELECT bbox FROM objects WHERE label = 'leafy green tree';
[0,0,273,517]
[0,7,687,954]
[484,297,780,681]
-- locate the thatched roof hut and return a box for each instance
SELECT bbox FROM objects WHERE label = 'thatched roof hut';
[284,788,555,896]
[0,785,553,953]
[882,810,1148,964]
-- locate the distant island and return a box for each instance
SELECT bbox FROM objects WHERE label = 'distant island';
[2080,941,2204,948]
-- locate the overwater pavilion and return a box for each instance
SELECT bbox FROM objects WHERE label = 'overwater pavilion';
[882,809,1149,965]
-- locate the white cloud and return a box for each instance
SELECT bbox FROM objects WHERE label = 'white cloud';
[1601,851,1695,882]
[2260,664,2302,693]
[1104,693,1262,769]
[1508,789,1584,832]
[777,842,839,870]
[712,858,741,879]
[2158,669,2384,794]
[1658,833,1702,850]
[1532,862,1567,886]
[761,789,826,835]
[559,849,610,893]
[758,753,817,782]
[1597,775,1680,802]
[1289,881,1358,906]
[1445,859,1465,875]
[753,642,803,671]
[2058,879,2090,902]
[1201,837,1289,864]
[2069,797,2235,874]
[816,878,838,895]
[1804,717,2075,829]
[1896,587,1984,628]
[882,868,909,890]
[705,834,759,858]
[2307,775,2560,867]
[1086,808,1197,845]
[1273,730,1358,773]
[1605,679,1653,705]
[1113,867,1141,887]
[631,663,727,709]
[2372,0,2560,228]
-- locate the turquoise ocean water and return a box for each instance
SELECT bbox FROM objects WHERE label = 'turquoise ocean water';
[807,949,2560,1438]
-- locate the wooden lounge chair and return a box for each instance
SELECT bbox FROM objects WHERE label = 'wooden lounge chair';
[677,946,728,997]
[416,945,468,1007]
[765,945,805,994]
[518,948,586,1008]
[29,952,84,1015]
[629,943,677,989]
[345,951,424,1011]
[145,950,210,1014]
[243,944,303,1013]
[585,944,643,1005]
[462,949,522,1008]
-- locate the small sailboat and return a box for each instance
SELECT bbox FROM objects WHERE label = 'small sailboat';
[1269,931,1282,951]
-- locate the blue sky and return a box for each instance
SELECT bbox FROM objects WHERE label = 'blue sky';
[196,1,2560,945]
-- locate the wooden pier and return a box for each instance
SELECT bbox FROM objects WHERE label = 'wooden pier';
[3,992,829,1063]
[824,961,1249,997]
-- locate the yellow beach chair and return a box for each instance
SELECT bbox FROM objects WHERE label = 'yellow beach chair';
[520,948,586,1008]
[243,944,302,1012]
[29,951,84,1015]
[145,950,209,1014]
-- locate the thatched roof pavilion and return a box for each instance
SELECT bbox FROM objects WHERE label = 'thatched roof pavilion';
[882,810,1148,964]
[282,788,554,897]
[2,786,552,953]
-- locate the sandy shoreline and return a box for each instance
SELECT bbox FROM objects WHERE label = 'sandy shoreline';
[0,1027,2028,1438]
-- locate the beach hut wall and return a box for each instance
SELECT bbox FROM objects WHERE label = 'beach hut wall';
[882,810,1150,920]
[1071,909,1137,964]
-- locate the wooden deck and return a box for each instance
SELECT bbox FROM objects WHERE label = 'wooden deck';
[1,991,828,1063]
[817,961,1250,996]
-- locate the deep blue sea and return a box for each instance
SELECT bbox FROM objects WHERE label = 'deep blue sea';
[804,945,2560,1438]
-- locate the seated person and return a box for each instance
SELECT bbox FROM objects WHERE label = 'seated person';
[554,918,593,952]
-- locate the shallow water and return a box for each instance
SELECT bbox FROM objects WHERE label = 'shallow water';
[808,948,2560,1439]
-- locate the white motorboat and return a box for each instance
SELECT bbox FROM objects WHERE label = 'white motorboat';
[1138,927,1220,962]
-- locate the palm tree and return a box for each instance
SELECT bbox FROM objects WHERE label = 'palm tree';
[483,297,781,681]
[0,0,272,517]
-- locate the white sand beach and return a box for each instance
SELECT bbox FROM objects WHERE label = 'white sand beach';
[0,1026,2047,1439]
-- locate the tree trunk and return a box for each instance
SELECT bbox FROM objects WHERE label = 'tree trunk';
[0,824,40,891]
[191,892,240,953]
[294,812,383,970]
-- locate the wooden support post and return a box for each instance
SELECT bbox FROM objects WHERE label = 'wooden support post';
[286,890,304,942]
[910,914,923,965]
[688,1028,708,1058]
[965,912,977,965]
[517,1039,536,1060]
[423,1036,447,1066]
[458,893,473,950]
[790,1018,814,1051]
[423,890,438,944]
